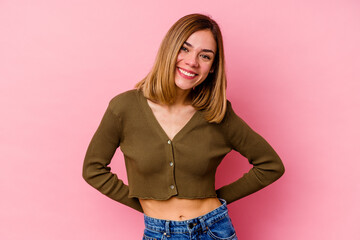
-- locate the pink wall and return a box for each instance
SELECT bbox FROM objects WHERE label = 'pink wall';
[1,0,359,239]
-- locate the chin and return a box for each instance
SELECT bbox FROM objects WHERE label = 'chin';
[175,85,193,91]
[175,81,195,91]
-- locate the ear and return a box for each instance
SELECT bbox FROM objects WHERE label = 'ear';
[210,69,214,73]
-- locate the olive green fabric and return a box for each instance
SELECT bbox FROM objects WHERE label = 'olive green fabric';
[83,89,285,213]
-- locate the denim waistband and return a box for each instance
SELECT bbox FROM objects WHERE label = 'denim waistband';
[143,198,228,234]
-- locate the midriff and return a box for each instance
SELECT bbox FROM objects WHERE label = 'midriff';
[139,197,222,221]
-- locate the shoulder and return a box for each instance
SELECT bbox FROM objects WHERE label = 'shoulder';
[106,89,142,116]
[220,99,249,129]
[220,99,236,123]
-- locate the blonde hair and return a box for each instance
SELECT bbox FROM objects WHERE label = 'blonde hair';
[135,13,227,123]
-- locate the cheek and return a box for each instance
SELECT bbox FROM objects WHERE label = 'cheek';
[176,52,184,62]
[202,64,213,74]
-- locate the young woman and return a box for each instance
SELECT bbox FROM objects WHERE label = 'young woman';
[83,13,285,240]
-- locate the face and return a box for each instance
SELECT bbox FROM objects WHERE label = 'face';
[174,29,217,93]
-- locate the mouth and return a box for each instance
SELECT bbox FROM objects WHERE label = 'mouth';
[177,67,198,79]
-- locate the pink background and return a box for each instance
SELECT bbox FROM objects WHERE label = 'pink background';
[1,0,359,239]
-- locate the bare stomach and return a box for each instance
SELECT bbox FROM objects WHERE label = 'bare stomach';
[139,197,222,221]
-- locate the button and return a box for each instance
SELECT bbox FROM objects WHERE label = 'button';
[167,140,171,144]
[189,222,194,229]
[170,185,174,189]
[169,162,173,167]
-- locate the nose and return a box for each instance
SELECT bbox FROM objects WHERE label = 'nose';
[185,53,199,68]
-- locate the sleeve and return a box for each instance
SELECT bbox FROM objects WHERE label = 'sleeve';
[82,102,143,213]
[216,101,285,204]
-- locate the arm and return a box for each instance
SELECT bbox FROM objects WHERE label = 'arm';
[216,101,285,204]
[82,103,143,213]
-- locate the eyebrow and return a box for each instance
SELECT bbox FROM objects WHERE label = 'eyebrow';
[184,41,215,54]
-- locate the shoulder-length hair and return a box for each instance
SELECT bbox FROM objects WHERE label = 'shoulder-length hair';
[135,13,227,123]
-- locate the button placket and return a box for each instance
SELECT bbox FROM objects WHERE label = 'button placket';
[167,139,176,193]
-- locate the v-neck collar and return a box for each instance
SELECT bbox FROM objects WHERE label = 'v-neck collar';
[136,89,200,142]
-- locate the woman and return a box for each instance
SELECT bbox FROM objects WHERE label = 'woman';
[83,13,285,239]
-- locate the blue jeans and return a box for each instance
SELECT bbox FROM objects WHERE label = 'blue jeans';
[143,198,237,240]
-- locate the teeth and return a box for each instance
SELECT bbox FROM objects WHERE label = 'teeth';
[179,68,196,77]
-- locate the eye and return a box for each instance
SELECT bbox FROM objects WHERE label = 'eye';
[180,46,189,52]
[200,54,211,60]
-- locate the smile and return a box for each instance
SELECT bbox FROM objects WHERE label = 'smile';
[178,68,197,77]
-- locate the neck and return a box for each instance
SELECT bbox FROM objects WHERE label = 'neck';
[173,87,192,106]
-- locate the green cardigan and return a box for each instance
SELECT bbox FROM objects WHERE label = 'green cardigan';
[83,89,285,213]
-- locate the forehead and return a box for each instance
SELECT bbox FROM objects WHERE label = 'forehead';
[184,29,217,52]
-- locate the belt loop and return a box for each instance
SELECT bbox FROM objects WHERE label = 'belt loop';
[198,217,207,233]
[165,220,171,237]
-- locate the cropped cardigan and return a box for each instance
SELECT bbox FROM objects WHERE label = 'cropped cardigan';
[83,89,285,213]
